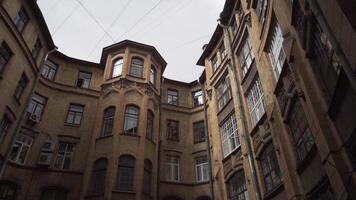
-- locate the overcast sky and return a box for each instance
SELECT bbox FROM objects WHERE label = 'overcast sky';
[37,0,225,82]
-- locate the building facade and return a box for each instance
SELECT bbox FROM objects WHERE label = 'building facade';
[0,0,355,200]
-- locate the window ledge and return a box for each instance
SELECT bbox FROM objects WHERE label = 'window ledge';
[96,134,113,141]
[127,74,145,80]
[195,181,210,185]
[120,133,140,138]
[112,190,135,194]
[240,59,256,85]
[222,145,242,162]
[263,183,284,200]
[193,140,206,144]
[216,98,233,115]
[64,123,81,128]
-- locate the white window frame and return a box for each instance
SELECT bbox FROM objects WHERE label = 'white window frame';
[247,78,266,126]
[195,156,209,182]
[166,156,180,182]
[238,38,255,77]
[220,113,240,157]
[216,77,232,111]
[268,22,285,80]
[9,134,32,165]
[54,143,75,169]
[112,58,123,78]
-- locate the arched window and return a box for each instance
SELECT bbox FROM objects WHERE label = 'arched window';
[0,182,17,199]
[149,65,156,85]
[146,111,154,140]
[90,158,107,194]
[124,105,139,135]
[130,57,144,77]
[41,188,67,200]
[260,143,282,192]
[101,107,115,137]
[117,155,135,191]
[112,58,123,78]
[228,170,248,200]
[143,159,152,194]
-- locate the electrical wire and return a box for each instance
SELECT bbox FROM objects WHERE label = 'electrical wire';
[52,1,81,35]
[175,34,211,48]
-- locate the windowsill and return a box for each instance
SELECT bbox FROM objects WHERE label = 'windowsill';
[127,74,145,80]
[120,132,140,138]
[193,140,206,144]
[240,59,256,85]
[96,134,113,141]
[106,75,122,81]
[222,145,241,162]
[64,123,81,128]
[112,189,135,194]
[216,98,233,115]
[249,112,267,135]
[263,183,284,200]
[195,181,210,185]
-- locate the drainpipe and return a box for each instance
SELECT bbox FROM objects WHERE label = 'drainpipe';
[308,0,356,91]
[156,77,164,200]
[199,79,215,200]
[0,46,58,178]
[218,20,262,200]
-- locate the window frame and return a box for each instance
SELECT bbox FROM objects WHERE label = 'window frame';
[167,120,179,141]
[14,6,29,33]
[192,90,204,107]
[41,59,58,80]
[220,113,240,157]
[259,143,282,192]
[267,21,286,80]
[166,156,180,182]
[123,105,140,135]
[167,89,179,105]
[193,121,205,144]
[130,57,144,77]
[9,133,33,165]
[238,37,255,77]
[65,104,84,126]
[246,77,266,126]
[228,170,248,200]
[13,73,29,101]
[146,110,154,141]
[211,54,219,72]
[195,155,209,183]
[53,142,75,169]
[216,77,232,111]
[143,159,153,194]
[112,58,123,78]
[117,155,135,191]
[149,65,157,86]
[32,37,42,59]
[76,71,92,89]
[27,93,47,120]
[91,158,107,194]
[0,115,11,143]
[101,107,115,137]
[0,41,13,74]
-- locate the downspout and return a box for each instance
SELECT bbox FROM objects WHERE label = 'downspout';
[156,77,164,200]
[199,79,215,200]
[308,0,356,91]
[0,46,58,178]
[218,20,262,200]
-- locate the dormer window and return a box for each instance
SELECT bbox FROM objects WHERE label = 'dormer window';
[130,57,144,77]
[112,58,123,78]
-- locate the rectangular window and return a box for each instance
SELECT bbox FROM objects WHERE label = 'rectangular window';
[219,43,226,60]
[0,41,12,73]
[288,100,315,161]
[0,116,11,142]
[27,93,47,121]
[211,55,219,72]
[41,59,58,80]
[216,77,232,111]
[268,22,285,79]
[238,38,255,77]
[195,155,209,182]
[246,78,266,126]
[149,66,156,85]
[76,71,92,89]
[231,17,238,35]
[256,0,268,25]
[14,73,29,101]
[9,134,32,165]
[14,7,29,32]
[167,89,178,105]
[192,90,203,107]
[166,156,179,181]
[229,171,248,200]
[32,37,42,58]
[54,143,75,169]
[260,143,282,192]
[65,104,84,126]
[220,113,239,157]
[167,120,179,141]
[193,121,205,143]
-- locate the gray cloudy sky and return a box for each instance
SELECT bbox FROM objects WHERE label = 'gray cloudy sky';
[37,0,225,82]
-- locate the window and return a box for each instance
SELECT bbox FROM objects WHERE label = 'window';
[195,155,209,182]
[150,65,156,85]
[112,58,123,77]
[14,73,28,101]
[101,107,115,137]
[231,17,238,35]
[219,43,226,60]
[220,114,239,157]
[193,90,203,107]
[41,188,67,200]
[216,77,232,111]
[256,0,268,25]
[167,89,178,105]
[246,78,266,126]
[268,22,285,79]
[41,59,58,80]
[27,93,47,120]
[228,171,248,200]
[130,57,144,77]
[124,106,139,135]
[14,7,29,32]
[0,182,17,200]
[211,55,219,72]
[260,143,282,192]
[32,37,42,58]
[91,158,107,194]
[117,155,135,191]
[238,38,255,77]
[0,41,12,73]
[76,71,91,89]
[288,100,314,161]
[9,133,32,165]
[167,120,179,141]
[65,104,84,126]
[0,116,11,142]
[54,143,75,169]
[166,156,179,181]
[146,111,154,140]
[143,159,153,194]
[193,121,205,143]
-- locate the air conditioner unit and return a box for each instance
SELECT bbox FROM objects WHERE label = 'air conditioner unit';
[37,152,53,166]
[41,140,55,152]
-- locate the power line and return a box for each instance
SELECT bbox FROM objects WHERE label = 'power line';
[86,0,132,59]
[75,0,115,42]
[175,34,211,48]
[52,1,81,35]
[116,0,165,41]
